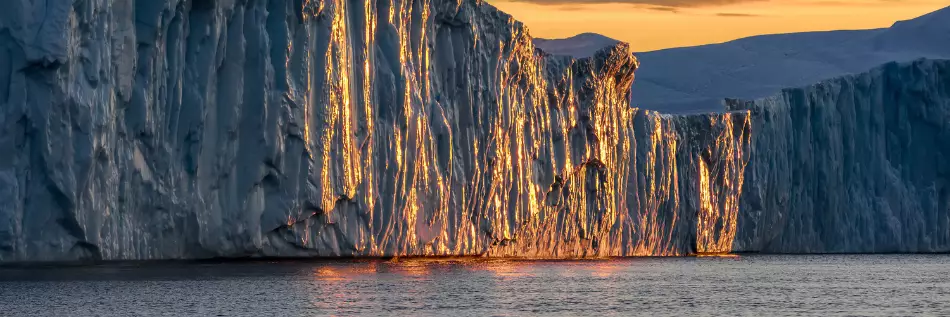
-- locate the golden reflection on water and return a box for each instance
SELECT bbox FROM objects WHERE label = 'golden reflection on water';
[479,259,530,280]
[308,262,382,315]
[304,256,742,314]
[391,260,434,277]
[588,260,623,278]
[313,261,381,280]
[695,253,740,259]
[313,266,345,281]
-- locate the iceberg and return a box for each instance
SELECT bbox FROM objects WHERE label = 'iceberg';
[732,59,950,253]
[0,0,945,264]
[0,0,753,262]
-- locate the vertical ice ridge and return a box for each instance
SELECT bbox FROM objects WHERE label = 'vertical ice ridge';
[731,59,950,253]
[0,0,753,262]
[695,112,751,254]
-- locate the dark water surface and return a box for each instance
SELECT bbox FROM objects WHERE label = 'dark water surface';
[1,255,948,316]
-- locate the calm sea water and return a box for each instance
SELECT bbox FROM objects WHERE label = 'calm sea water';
[1,255,948,316]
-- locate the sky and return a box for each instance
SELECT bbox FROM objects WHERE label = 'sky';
[486,0,950,52]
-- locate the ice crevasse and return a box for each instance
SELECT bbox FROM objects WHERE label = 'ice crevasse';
[0,0,945,263]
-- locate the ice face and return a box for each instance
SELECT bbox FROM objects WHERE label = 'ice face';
[0,0,753,262]
[0,0,945,264]
[730,59,950,253]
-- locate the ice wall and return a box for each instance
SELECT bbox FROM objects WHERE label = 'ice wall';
[0,0,749,262]
[730,59,950,253]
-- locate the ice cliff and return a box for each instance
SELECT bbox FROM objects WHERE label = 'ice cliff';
[0,0,752,262]
[731,59,950,253]
[0,0,945,264]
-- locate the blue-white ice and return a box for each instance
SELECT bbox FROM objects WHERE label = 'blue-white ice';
[731,59,950,253]
[0,0,948,263]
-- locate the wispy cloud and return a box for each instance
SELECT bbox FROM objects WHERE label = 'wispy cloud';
[505,0,761,7]
[501,0,944,8]
[715,12,762,17]
[648,6,681,12]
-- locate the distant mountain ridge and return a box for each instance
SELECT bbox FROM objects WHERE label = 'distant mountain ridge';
[632,5,950,113]
[533,33,621,58]
[539,6,950,113]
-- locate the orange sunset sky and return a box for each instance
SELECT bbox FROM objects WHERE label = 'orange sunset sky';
[487,0,950,52]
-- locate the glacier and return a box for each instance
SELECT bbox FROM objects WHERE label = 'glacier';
[0,0,751,262]
[0,0,946,264]
[731,59,950,253]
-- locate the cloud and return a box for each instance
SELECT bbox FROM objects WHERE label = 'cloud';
[648,6,681,12]
[715,12,762,17]
[501,0,944,8]
[504,0,762,7]
[552,4,599,10]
